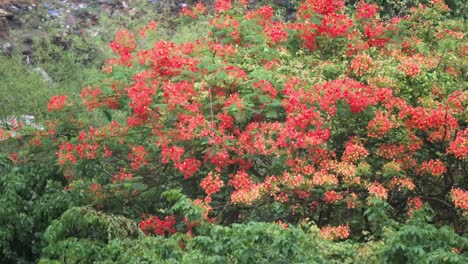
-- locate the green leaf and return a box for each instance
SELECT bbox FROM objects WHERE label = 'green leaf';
[102,110,112,122]
[310,15,322,25]
[391,34,403,43]
[266,110,278,119]
[215,71,229,80]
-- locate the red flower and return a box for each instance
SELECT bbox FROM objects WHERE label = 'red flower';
[48,95,67,112]
[112,170,134,183]
[357,1,379,19]
[367,111,393,138]
[139,215,177,236]
[176,158,201,179]
[128,146,148,170]
[342,139,368,163]
[229,171,254,190]
[200,172,224,196]
[57,141,77,165]
[264,22,288,45]
[323,190,343,204]
[215,0,232,13]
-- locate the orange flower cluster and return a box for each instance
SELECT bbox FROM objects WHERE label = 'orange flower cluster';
[448,129,468,159]
[320,225,350,240]
[367,181,388,200]
[200,172,224,196]
[350,53,373,76]
[420,159,447,176]
[451,188,468,211]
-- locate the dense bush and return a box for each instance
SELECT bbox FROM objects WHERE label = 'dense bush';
[36,206,468,263]
[0,0,467,262]
[40,207,326,263]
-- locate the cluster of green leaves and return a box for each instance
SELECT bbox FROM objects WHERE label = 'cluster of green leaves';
[37,204,468,263]
[40,206,324,263]
[0,54,54,121]
[381,208,468,263]
[0,157,77,263]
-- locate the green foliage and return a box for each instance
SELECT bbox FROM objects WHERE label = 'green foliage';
[364,199,396,237]
[0,54,53,121]
[30,33,104,85]
[381,209,468,263]
[43,207,141,244]
[0,159,74,263]
[40,212,329,264]
[38,206,468,264]
[97,236,186,264]
[39,207,141,263]
[443,0,468,18]
[186,222,325,263]
[161,189,205,222]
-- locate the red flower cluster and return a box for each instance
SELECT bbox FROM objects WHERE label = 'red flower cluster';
[200,172,224,196]
[342,139,369,163]
[298,0,344,17]
[128,146,148,170]
[229,170,254,190]
[76,142,99,160]
[215,0,232,13]
[181,2,207,19]
[399,60,421,77]
[448,129,468,159]
[407,197,423,217]
[112,170,134,183]
[108,29,136,66]
[139,215,177,236]
[127,80,156,120]
[176,158,201,179]
[57,142,76,165]
[48,95,67,112]
[450,188,468,211]
[367,111,393,138]
[246,6,274,25]
[323,190,343,204]
[367,181,388,200]
[350,53,373,76]
[264,21,288,45]
[356,1,379,19]
[420,159,446,176]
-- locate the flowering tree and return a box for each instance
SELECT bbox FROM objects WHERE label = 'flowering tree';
[1,0,466,251]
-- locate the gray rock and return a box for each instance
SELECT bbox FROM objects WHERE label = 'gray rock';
[2,41,12,55]
[0,115,44,132]
[65,12,77,29]
[33,67,53,83]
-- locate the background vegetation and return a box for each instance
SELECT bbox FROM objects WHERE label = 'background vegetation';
[0,0,467,263]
